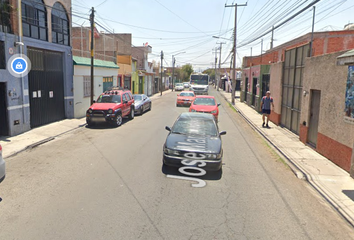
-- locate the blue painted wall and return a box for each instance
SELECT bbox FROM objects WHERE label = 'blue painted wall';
[0,32,73,136]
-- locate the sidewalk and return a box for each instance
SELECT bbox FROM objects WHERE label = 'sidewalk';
[0,89,173,159]
[218,88,354,227]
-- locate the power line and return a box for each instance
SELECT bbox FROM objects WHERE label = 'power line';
[153,0,209,36]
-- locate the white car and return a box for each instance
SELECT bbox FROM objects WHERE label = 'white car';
[0,144,5,183]
[183,82,190,88]
[174,83,184,91]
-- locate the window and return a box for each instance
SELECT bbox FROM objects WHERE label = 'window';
[22,0,47,40]
[124,76,131,89]
[0,41,5,69]
[122,94,127,102]
[51,2,69,45]
[0,0,12,33]
[83,76,91,97]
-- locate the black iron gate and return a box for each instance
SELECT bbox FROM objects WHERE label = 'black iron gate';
[28,48,65,128]
[0,82,8,136]
[281,44,309,134]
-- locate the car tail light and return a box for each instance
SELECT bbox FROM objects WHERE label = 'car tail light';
[0,145,2,155]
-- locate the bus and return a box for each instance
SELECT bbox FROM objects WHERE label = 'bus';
[189,73,209,95]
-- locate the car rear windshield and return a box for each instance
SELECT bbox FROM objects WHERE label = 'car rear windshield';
[97,95,121,103]
[180,92,195,97]
[172,118,217,136]
[133,95,143,101]
[193,98,215,106]
[176,83,183,86]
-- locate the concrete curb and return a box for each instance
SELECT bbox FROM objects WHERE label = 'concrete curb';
[218,91,354,228]
[4,123,87,159]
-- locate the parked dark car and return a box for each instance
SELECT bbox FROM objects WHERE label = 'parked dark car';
[133,94,151,115]
[86,88,135,127]
[163,112,226,171]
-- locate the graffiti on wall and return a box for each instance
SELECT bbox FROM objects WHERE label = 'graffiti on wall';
[345,66,354,119]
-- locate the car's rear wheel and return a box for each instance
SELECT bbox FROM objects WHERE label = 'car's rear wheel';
[128,107,135,119]
[114,114,123,127]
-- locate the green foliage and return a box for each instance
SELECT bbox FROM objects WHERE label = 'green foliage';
[181,64,194,81]
[203,68,215,80]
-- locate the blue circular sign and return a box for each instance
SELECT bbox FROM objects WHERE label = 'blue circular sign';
[11,57,28,74]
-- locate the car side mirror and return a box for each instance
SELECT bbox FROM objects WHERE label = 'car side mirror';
[219,131,226,136]
[217,103,221,107]
[124,100,128,104]
[165,126,171,132]
[93,100,96,103]
[177,94,180,96]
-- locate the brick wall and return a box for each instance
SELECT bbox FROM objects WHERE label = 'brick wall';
[244,31,354,68]
[317,133,352,172]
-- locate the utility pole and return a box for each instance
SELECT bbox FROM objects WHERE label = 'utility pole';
[260,39,263,64]
[160,50,164,96]
[226,2,247,105]
[310,6,316,57]
[217,42,226,91]
[172,56,175,91]
[171,52,185,91]
[212,48,218,89]
[270,26,274,49]
[90,7,95,105]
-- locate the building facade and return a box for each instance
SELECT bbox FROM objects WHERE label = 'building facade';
[0,0,73,137]
[241,29,354,172]
[132,45,153,95]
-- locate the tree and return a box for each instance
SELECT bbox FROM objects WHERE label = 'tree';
[181,64,194,81]
[203,68,215,80]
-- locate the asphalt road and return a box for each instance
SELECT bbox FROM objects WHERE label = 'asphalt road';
[1,87,354,239]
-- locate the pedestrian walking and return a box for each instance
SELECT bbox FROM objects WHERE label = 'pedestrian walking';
[261,91,274,128]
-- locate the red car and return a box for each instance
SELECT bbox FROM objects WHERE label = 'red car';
[86,88,135,127]
[176,91,195,107]
[189,95,220,122]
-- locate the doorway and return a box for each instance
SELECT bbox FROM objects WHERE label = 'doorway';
[139,76,143,94]
[308,90,321,147]
[27,48,65,128]
[244,77,248,102]
[262,74,270,97]
[0,82,8,136]
[251,77,257,106]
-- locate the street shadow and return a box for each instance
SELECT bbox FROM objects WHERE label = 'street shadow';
[85,118,132,129]
[161,163,222,180]
[0,136,11,142]
[342,190,354,201]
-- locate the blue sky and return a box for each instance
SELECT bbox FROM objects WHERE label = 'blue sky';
[72,0,354,71]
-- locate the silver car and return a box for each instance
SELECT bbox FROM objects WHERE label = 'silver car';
[133,94,152,115]
[183,82,190,88]
[0,144,5,183]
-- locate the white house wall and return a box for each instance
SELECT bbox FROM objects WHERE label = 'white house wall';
[73,65,118,118]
